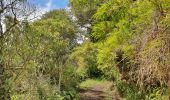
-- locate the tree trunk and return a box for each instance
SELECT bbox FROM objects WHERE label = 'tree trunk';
[58,63,62,91]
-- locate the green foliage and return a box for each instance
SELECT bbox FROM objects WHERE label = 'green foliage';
[91,0,131,41]
[1,0,170,99]
[29,9,79,99]
[69,0,104,26]
[69,42,103,79]
[146,88,169,100]
[3,9,79,99]
[60,65,80,99]
[79,79,112,90]
[89,0,135,80]
[116,81,143,100]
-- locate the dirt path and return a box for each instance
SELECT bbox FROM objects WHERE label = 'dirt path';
[79,82,121,100]
[79,88,105,100]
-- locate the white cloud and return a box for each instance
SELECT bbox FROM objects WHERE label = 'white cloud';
[28,0,69,21]
[28,0,53,21]
[43,0,53,12]
[36,0,53,18]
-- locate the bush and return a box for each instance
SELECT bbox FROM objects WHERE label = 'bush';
[116,81,144,100]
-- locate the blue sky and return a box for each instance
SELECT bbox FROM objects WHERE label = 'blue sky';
[29,0,69,20]
[30,0,68,10]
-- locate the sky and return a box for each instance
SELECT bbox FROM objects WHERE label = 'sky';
[30,0,68,9]
[29,0,69,20]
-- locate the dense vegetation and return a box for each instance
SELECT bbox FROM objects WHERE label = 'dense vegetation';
[0,0,170,100]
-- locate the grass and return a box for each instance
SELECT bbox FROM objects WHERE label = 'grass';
[79,79,113,91]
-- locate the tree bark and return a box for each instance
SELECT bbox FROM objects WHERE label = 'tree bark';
[58,62,63,91]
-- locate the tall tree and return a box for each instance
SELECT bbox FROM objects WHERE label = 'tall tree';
[69,0,105,41]
[0,0,34,99]
[31,9,78,93]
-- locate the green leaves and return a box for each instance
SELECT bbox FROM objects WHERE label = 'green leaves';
[69,42,103,79]
[2,0,170,99]
[69,0,104,27]
[92,21,114,41]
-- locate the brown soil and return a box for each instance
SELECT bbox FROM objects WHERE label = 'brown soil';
[79,83,121,100]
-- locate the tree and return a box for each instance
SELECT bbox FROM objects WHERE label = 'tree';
[69,0,105,41]
[0,0,34,99]
[30,9,79,96]
[69,42,103,79]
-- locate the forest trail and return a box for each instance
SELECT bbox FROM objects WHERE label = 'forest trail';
[79,80,121,100]
[79,88,106,100]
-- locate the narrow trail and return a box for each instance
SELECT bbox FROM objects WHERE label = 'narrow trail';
[79,82,121,100]
[79,88,105,100]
